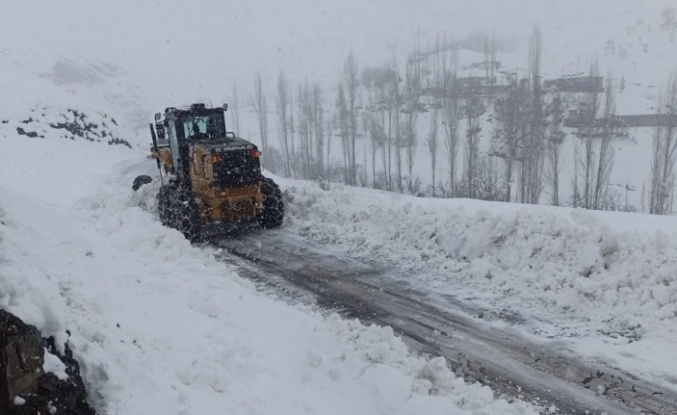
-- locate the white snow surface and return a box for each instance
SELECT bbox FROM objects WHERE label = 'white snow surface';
[0,129,538,414]
[43,349,69,381]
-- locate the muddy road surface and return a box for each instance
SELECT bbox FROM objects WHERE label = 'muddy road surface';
[216,230,677,415]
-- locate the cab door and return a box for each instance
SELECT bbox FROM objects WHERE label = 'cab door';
[167,120,181,176]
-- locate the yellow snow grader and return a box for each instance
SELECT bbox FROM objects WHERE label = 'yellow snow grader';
[133,103,283,241]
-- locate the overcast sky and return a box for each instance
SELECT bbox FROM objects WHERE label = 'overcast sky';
[2,0,673,98]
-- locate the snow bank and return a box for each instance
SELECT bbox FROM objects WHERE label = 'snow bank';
[283,179,677,346]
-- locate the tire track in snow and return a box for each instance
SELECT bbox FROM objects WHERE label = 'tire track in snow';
[216,230,677,415]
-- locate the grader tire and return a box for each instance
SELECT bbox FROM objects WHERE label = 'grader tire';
[157,185,176,226]
[259,178,284,229]
[175,189,202,242]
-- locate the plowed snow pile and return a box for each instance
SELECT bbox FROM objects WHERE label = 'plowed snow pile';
[282,179,677,390]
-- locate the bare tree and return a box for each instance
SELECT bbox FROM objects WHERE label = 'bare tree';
[386,64,401,190]
[275,69,291,176]
[427,108,440,196]
[491,28,544,203]
[461,91,484,198]
[571,65,622,210]
[336,82,351,183]
[404,51,422,192]
[492,79,529,202]
[297,81,311,178]
[522,25,546,204]
[364,112,380,187]
[288,88,297,177]
[362,67,381,188]
[293,80,324,180]
[483,36,491,83]
[325,117,333,180]
[490,31,497,83]
[376,62,403,192]
[592,75,617,209]
[572,60,602,208]
[394,109,403,191]
[404,110,419,192]
[649,74,677,214]
[230,82,241,135]
[252,73,270,169]
[362,64,401,189]
[546,92,566,205]
[456,154,504,201]
[441,41,460,196]
[312,83,325,178]
[333,53,362,185]
[344,52,360,185]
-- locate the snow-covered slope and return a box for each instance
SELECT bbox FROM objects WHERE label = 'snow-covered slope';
[5,1,675,116]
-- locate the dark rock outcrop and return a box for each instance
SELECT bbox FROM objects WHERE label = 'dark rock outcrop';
[0,310,96,414]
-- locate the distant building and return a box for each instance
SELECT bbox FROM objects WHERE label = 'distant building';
[421,76,508,98]
[615,114,677,128]
[544,76,604,93]
[499,71,518,84]
[461,60,501,72]
[456,76,494,88]
[455,76,505,96]
[564,112,677,129]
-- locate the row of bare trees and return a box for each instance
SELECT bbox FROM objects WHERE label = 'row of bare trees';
[241,36,468,194]
[649,75,677,214]
[238,30,677,215]
[489,27,547,204]
[571,61,620,211]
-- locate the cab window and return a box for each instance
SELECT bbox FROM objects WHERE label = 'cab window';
[183,116,208,139]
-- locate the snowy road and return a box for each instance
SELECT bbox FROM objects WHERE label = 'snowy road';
[217,230,677,415]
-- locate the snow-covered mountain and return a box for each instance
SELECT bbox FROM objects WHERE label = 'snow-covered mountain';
[1,1,677,413]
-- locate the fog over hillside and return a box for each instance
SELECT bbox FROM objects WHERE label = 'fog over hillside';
[4,0,675,101]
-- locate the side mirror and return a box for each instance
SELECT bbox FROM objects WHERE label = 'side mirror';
[154,112,162,122]
[222,103,229,111]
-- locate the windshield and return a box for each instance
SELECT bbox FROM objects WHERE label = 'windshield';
[181,112,226,141]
